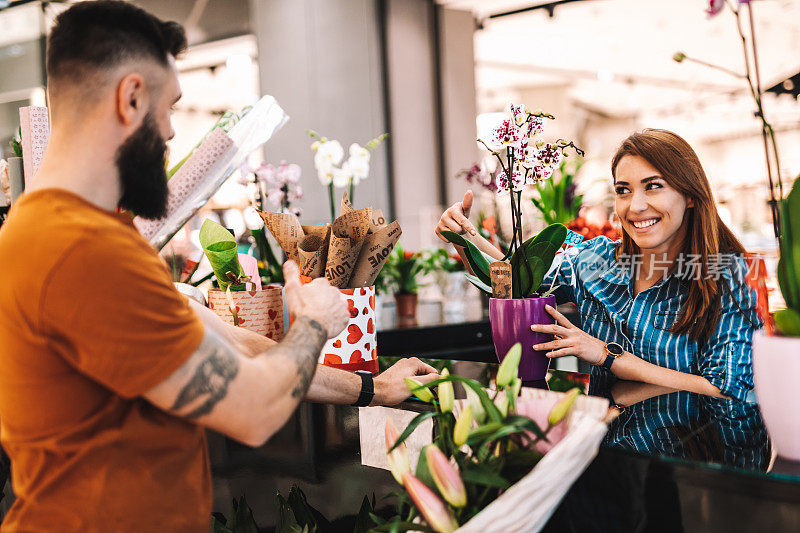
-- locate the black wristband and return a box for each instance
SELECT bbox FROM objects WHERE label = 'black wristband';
[352,370,375,407]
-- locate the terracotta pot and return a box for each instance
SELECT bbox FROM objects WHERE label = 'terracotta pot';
[753,329,800,460]
[208,286,284,341]
[394,292,418,327]
[489,295,556,381]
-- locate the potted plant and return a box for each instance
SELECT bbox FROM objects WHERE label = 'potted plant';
[199,218,285,342]
[377,344,610,532]
[377,244,436,327]
[442,103,581,381]
[530,159,583,226]
[753,177,800,459]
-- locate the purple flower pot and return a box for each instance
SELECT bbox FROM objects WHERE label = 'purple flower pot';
[489,295,556,381]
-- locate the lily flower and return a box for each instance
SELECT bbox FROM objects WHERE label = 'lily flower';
[403,472,459,533]
[548,388,581,427]
[465,387,486,423]
[496,343,522,387]
[385,418,410,484]
[405,378,434,403]
[438,369,454,413]
[426,445,467,508]
[453,405,473,446]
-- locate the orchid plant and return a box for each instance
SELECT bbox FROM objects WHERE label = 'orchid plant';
[309,130,388,221]
[239,159,303,217]
[444,104,582,298]
[378,343,581,532]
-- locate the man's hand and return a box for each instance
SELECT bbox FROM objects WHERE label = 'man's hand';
[436,190,477,242]
[374,358,439,406]
[283,261,349,339]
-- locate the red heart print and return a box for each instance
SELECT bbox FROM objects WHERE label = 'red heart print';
[365,343,371,351]
[349,350,363,363]
[347,324,363,344]
[371,348,377,359]
[341,288,355,296]
[348,299,358,318]
[237,317,246,325]
[324,354,342,365]
[274,321,282,330]
[366,318,374,334]
[360,288,367,295]
[235,306,240,313]
[333,340,342,348]
[249,290,257,297]
[268,309,277,320]
[209,302,215,309]
[362,307,369,315]
[369,294,375,310]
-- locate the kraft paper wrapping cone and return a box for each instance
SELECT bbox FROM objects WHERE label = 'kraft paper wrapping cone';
[134,128,236,240]
[301,224,330,241]
[260,211,304,264]
[349,220,402,288]
[341,191,354,215]
[298,226,331,278]
[19,106,49,183]
[370,209,387,232]
[324,207,372,288]
[319,286,378,373]
[207,287,284,341]
[490,261,513,299]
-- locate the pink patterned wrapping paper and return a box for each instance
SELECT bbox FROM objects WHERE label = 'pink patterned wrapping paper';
[134,128,236,240]
[19,106,50,182]
[207,287,284,341]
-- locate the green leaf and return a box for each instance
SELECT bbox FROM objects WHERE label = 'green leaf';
[465,273,492,295]
[441,231,491,285]
[414,375,502,423]
[389,411,437,452]
[460,464,511,490]
[199,219,244,291]
[775,308,800,336]
[353,496,377,533]
[512,224,567,295]
[415,445,437,491]
[504,415,548,441]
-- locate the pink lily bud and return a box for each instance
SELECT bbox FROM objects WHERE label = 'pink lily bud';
[403,472,459,533]
[385,418,410,484]
[426,445,467,508]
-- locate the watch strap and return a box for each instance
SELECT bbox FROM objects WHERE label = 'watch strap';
[352,371,375,407]
[601,345,616,371]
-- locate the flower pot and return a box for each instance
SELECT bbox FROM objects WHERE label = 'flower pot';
[489,295,556,381]
[322,286,378,373]
[394,292,418,327]
[753,329,800,460]
[208,287,284,341]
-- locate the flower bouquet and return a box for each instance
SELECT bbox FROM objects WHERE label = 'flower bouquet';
[369,344,610,532]
[442,103,582,380]
[199,218,284,341]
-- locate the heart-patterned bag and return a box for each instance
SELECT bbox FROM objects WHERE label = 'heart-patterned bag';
[318,286,378,373]
[207,286,284,341]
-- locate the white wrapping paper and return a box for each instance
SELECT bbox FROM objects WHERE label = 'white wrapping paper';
[19,106,49,182]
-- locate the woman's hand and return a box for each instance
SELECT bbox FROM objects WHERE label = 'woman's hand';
[436,190,477,242]
[530,304,607,365]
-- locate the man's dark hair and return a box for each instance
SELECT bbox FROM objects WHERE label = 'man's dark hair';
[47,0,187,86]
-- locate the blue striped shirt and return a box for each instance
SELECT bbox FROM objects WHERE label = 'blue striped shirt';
[543,237,761,401]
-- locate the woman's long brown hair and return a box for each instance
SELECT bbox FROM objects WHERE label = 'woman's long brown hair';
[611,129,746,343]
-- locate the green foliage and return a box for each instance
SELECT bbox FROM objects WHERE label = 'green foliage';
[9,127,22,158]
[777,178,800,335]
[374,243,440,295]
[382,345,582,529]
[210,496,259,533]
[442,224,567,298]
[531,159,583,225]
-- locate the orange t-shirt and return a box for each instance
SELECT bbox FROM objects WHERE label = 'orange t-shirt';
[0,189,208,531]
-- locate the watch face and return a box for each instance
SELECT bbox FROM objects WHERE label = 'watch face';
[607,342,624,356]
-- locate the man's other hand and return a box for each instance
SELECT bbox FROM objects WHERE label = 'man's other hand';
[374,357,439,406]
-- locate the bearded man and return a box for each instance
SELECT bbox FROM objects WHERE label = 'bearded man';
[0,2,436,530]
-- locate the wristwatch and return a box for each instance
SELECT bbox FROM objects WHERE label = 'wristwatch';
[352,370,375,407]
[601,342,624,371]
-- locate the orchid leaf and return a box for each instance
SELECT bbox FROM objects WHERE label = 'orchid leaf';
[441,230,491,285]
[199,219,244,291]
[465,273,492,295]
[512,223,567,296]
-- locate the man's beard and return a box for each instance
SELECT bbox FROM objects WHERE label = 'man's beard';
[116,113,169,220]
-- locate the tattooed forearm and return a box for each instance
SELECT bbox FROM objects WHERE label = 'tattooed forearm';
[263,316,327,399]
[171,340,239,419]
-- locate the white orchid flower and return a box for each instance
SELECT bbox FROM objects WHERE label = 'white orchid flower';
[314,139,344,170]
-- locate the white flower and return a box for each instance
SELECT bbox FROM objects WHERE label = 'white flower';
[315,140,344,168]
[346,143,371,183]
[490,118,522,149]
[332,165,352,188]
[316,155,335,185]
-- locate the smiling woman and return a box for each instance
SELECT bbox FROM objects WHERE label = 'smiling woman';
[436,128,762,401]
